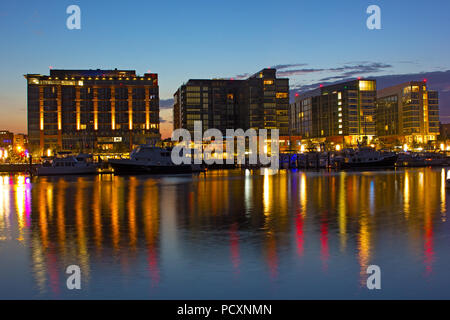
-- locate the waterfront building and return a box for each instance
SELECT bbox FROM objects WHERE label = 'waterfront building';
[290,79,377,148]
[0,131,14,148]
[13,134,27,148]
[25,69,160,155]
[173,68,290,136]
[377,81,439,146]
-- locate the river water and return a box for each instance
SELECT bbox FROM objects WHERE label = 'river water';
[0,168,449,299]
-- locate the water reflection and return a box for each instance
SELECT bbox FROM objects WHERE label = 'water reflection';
[0,167,449,299]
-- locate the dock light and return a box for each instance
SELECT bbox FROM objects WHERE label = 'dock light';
[0,150,3,159]
[447,146,450,151]
[403,144,408,152]
[440,143,445,151]
[3,150,7,159]
[335,144,341,151]
[300,145,305,153]
[16,146,22,152]
[47,149,52,157]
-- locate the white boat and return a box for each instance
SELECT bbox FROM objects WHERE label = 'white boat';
[108,146,203,175]
[36,155,98,176]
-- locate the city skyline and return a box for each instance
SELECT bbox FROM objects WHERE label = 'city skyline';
[1,0,450,139]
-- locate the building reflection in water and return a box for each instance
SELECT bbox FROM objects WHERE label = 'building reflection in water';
[0,167,446,297]
[14,174,161,295]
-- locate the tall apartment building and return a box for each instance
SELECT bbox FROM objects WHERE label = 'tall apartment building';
[25,69,160,155]
[173,68,289,136]
[290,79,377,146]
[377,81,439,145]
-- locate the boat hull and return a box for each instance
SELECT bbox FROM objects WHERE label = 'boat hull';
[341,155,398,169]
[36,166,97,176]
[109,160,201,175]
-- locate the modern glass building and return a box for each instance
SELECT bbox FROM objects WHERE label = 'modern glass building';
[377,81,439,146]
[173,68,289,136]
[290,79,377,147]
[25,69,160,155]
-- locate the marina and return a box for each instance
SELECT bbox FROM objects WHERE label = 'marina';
[1,147,450,176]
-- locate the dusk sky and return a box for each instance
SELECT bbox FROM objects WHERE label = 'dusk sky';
[1,0,450,138]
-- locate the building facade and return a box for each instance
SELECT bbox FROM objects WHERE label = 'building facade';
[13,134,27,148]
[290,79,377,147]
[25,69,160,155]
[0,131,14,148]
[173,68,289,136]
[377,81,439,145]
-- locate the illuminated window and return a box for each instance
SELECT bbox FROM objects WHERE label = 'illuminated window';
[264,80,274,85]
[276,92,288,99]
[359,80,375,91]
[187,86,201,92]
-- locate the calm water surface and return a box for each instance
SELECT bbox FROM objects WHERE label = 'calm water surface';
[1,168,450,299]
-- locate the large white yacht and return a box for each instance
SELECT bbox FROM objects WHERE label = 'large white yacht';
[36,155,98,176]
[108,146,203,175]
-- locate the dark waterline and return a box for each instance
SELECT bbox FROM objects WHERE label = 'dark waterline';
[0,168,449,299]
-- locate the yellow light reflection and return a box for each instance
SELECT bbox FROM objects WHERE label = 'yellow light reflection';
[299,173,307,215]
[38,180,49,249]
[111,176,120,250]
[128,177,138,249]
[56,179,66,252]
[404,171,410,219]
[358,213,371,287]
[75,178,90,280]
[15,175,26,242]
[92,177,102,250]
[338,172,347,251]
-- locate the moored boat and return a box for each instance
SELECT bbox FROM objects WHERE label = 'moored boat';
[340,147,398,169]
[108,145,203,175]
[36,155,98,176]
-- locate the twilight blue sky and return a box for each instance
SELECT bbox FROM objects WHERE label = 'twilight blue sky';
[1,0,450,137]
